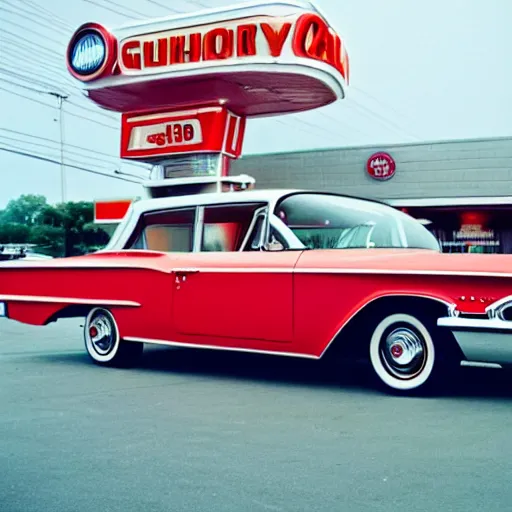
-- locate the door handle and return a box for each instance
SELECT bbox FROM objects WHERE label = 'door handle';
[174,268,200,286]
[173,268,200,275]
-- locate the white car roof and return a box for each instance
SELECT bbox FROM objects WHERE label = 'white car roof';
[130,189,302,216]
[130,189,392,216]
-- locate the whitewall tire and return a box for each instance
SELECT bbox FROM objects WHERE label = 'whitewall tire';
[84,307,143,367]
[369,313,437,393]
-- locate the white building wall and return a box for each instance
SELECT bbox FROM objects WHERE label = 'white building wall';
[231,136,512,201]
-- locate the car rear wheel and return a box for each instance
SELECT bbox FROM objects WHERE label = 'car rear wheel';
[369,312,447,394]
[84,307,143,367]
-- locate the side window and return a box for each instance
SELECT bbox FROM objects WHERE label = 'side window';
[127,208,196,252]
[201,203,267,252]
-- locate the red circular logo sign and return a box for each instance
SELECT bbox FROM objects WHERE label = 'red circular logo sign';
[366,152,396,180]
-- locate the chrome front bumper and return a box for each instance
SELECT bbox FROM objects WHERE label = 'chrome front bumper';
[438,317,512,365]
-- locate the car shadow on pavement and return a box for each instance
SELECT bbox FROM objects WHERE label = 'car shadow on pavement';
[141,346,370,391]
[136,346,512,400]
[34,345,512,399]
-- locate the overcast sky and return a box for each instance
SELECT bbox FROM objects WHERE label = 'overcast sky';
[0,0,511,207]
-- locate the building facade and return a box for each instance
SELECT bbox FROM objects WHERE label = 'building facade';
[231,136,512,254]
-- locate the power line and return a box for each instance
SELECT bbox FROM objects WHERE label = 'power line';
[0,128,141,164]
[0,58,119,123]
[0,68,69,96]
[276,116,345,143]
[0,146,142,184]
[1,51,70,79]
[66,99,119,123]
[0,84,56,108]
[1,30,62,57]
[142,0,186,13]
[0,77,53,96]
[82,0,141,20]
[1,18,66,47]
[90,0,154,18]
[18,0,72,27]
[0,6,71,37]
[345,98,418,141]
[62,106,120,130]
[0,140,122,176]
[3,0,71,30]
[0,81,120,131]
[0,133,150,173]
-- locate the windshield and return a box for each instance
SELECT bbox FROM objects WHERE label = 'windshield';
[274,193,440,251]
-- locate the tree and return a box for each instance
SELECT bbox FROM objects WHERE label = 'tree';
[79,223,111,253]
[2,194,48,225]
[38,204,66,227]
[0,195,110,257]
[28,224,65,256]
[0,222,31,244]
[56,201,98,256]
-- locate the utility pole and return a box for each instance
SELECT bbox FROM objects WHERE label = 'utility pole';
[49,92,69,203]
[48,92,69,256]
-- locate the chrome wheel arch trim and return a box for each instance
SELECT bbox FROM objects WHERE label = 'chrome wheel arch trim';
[318,294,454,358]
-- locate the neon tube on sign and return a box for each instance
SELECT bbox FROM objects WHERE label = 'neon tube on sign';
[119,13,349,82]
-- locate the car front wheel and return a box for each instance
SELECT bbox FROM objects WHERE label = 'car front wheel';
[84,307,143,367]
[369,312,445,394]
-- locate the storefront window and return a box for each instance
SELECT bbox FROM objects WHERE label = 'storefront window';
[403,208,510,254]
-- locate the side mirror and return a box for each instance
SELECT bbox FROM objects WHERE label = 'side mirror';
[263,237,284,251]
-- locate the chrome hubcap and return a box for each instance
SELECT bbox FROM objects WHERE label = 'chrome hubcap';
[88,313,115,355]
[380,327,427,380]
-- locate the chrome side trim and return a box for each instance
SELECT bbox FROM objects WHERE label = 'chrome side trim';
[438,316,512,365]
[156,266,512,277]
[3,263,512,279]
[319,294,453,358]
[294,268,512,278]
[437,317,512,331]
[170,267,295,273]
[123,336,318,359]
[167,266,512,278]
[486,294,512,320]
[0,260,171,272]
[0,295,141,307]
[460,361,502,369]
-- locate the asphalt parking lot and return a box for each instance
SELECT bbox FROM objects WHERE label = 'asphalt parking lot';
[1,318,512,512]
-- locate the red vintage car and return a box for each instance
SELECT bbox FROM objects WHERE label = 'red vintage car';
[1,189,510,394]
